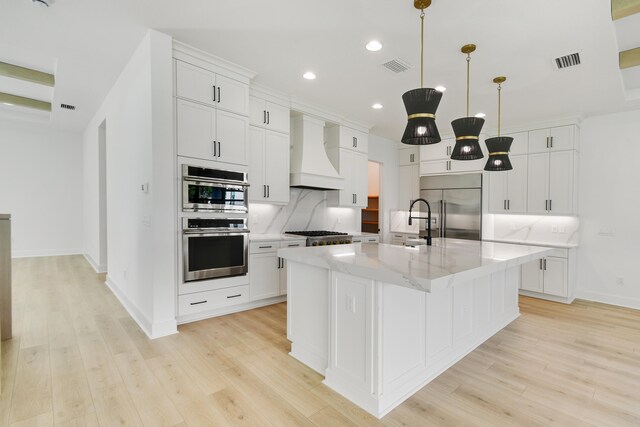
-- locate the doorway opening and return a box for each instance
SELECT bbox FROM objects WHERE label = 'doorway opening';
[362,161,380,233]
[98,119,108,272]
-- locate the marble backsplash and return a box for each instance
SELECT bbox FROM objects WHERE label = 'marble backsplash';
[486,214,580,246]
[249,188,360,234]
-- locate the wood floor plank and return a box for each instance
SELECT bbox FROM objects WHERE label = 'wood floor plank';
[9,345,52,424]
[209,387,273,427]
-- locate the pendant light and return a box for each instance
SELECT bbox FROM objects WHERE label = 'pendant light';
[484,77,513,171]
[401,0,442,145]
[450,44,484,160]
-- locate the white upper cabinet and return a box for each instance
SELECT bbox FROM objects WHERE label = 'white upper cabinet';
[249,96,290,134]
[527,150,574,215]
[504,132,528,156]
[249,126,290,205]
[420,139,452,161]
[326,148,368,208]
[487,155,528,214]
[528,126,575,154]
[176,99,248,166]
[176,60,249,116]
[326,125,368,154]
[398,147,419,166]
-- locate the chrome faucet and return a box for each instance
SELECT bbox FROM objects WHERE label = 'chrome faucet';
[408,198,433,246]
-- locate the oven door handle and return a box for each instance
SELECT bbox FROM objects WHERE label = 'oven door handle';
[183,177,248,189]
[183,229,250,235]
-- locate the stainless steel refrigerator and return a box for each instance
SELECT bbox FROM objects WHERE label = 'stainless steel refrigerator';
[419,173,482,241]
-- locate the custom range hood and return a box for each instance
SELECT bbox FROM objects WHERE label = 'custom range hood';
[290,114,344,190]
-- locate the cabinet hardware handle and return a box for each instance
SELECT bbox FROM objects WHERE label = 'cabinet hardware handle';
[504,200,506,210]
[355,194,357,204]
[190,300,207,306]
[267,185,270,198]
[543,259,547,270]
[546,136,549,148]
[263,110,266,124]
[263,185,266,198]
[507,200,510,210]
[550,136,553,148]
[259,245,273,249]
[277,257,281,269]
[288,244,300,247]
[217,87,221,103]
[218,141,221,157]
[267,111,270,125]
[545,200,548,211]
[539,259,543,270]
[549,199,552,211]
[227,294,242,299]
[213,141,217,157]
[212,86,216,102]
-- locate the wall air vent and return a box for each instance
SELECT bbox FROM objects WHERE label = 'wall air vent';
[60,103,76,110]
[382,58,411,73]
[554,52,581,69]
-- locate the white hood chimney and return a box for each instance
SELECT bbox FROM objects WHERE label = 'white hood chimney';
[289,115,344,190]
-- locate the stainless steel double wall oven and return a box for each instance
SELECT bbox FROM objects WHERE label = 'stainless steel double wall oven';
[181,165,250,282]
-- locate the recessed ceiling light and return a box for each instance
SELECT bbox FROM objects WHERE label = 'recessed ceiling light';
[435,86,447,92]
[475,112,486,118]
[366,40,383,52]
[2,102,14,106]
[372,103,383,109]
[303,71,316,80]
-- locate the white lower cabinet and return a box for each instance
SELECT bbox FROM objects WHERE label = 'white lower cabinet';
[178,286,250,317]
[521,248,573,300]
[390,232,418,246]
[249,239,305,300]
[352,235,380,243]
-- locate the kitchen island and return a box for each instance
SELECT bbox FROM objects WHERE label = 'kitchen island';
[278,238,553,418]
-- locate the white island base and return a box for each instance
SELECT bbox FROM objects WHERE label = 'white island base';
[280,240,551,418]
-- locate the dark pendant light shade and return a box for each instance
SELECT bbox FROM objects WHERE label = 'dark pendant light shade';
[484,136,513,171]
[451,117,485,160]
[401,88,442,145]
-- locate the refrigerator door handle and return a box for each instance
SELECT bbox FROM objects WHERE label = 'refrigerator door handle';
[442,200,447,238]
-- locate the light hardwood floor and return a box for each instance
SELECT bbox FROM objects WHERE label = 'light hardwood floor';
[1,255,640,426]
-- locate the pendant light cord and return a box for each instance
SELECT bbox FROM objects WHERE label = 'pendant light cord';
[497,83,502,137]
[420,9,425,88]
[466,54,471,117]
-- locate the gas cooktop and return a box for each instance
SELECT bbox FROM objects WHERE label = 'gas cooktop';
[285,230,353,246]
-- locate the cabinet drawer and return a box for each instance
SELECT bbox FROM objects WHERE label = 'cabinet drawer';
[179,286,249,316]
[280,240,306,249]
[250,242,279,254]
[363,236,380,243]
[547,248,568,258]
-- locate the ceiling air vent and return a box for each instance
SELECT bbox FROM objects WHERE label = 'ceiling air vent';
[60,103,76,110]
[382,58,411,73]
[554,52,581,70]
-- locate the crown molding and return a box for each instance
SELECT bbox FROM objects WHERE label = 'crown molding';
[172,40,257,81]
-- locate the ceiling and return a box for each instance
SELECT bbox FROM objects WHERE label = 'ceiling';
[1,0,639,140]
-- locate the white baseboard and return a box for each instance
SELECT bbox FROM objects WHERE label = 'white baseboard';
[83,253,107,273]
[519,290,574,304]
[12,248,82,258]
[575,290,640,311]
[105,275,178,339]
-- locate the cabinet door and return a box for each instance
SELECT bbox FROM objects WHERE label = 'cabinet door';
[420,139,451,161]
[249,96,266,127]
[175,61,215,106]
[451,158,484,173]
[265,102,290,134]
[543,257,568,297]
[488,169,508,213]
[420,160,449,176]
[527,152,550,214]
[549,126,574,151]
[176,99,216,160]
[506,155,528,213]
[216,74,249,116]
[248,127,266,202]
[279,258,288,295]
[337,149,355,206]
[339,127,368,153]
[216,110,248,166]
[505,132,528,156]
[398,165,420,210]
[353,151,369,207]
[521,259,544,292]
[264,131,290,204]
[528,129,550,154]
[249,253,280,301]
[548,151,574,215]
[398,147,419,166]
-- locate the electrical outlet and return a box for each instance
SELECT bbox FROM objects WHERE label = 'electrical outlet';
[552,225,558,233]
[141,182,149,193]
[345,295,356,313]
[559,225,566,233]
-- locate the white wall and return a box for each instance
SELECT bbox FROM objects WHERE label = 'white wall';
[82,30,176,338]
[576,109,640,309]
[0,119,82,257]
[368,134,399,243]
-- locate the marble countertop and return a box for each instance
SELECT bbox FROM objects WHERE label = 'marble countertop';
[278,238,554,293]
[0,214,10,220]
[483,238,578,249]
